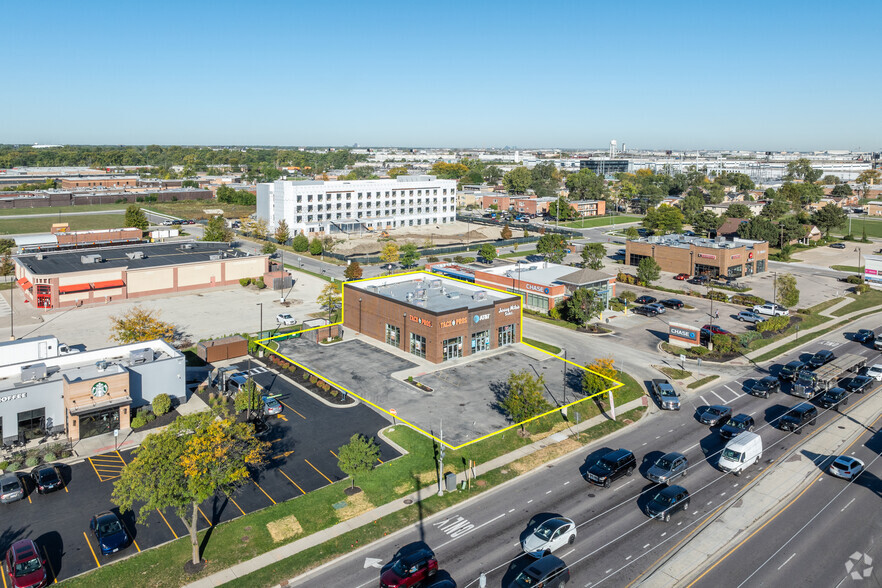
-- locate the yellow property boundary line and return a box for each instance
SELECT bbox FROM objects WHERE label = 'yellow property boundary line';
[255,269,623,450]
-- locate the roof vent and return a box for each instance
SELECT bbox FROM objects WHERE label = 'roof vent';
[126,251,146,260]
[472,291,487,301]
[36,254,44,260]
[95,360,107,372]
[81,254,103,264]
[405,292,414,301]
[181,243,194,250]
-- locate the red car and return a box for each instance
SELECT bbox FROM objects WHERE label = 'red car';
[702,324,731,335]
[674,273,690,280]
[5,539,48,588]
[380,544,438,587]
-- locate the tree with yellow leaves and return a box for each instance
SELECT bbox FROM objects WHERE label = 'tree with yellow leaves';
[112,408,268,567]
[582,357,617,397]
[109,305,176,344]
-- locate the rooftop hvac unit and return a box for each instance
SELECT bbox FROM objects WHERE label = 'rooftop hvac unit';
[95,360,108,372]
[446,291,461,299]
[36,254,43,260]
[126,251,146,260]
[20,363,47,382]
[405,292,414,301]
[181,243,194,250]
[429,279,442,289]
[81,254,103,264]
[415,288,426,299]
[129,348,154,365]
[366,285,378,293]
[472,291,487,301]
[209,254,221,260]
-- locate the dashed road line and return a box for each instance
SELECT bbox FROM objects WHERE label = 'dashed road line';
[841,498,855,512]
[778,553,797,570]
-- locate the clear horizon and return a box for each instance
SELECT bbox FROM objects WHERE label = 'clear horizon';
[3,0,880,151]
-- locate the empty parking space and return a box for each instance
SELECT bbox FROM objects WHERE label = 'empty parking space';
[87,452,126,482]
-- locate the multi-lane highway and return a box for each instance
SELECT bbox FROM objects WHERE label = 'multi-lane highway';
[287,317,882,588]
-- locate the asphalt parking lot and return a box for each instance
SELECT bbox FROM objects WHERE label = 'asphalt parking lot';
[0,363,399,582]
[277,338,588,447]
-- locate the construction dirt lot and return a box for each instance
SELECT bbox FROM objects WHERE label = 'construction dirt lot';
[332,220,507,255]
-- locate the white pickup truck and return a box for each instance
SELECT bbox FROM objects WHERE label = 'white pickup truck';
[752,303,789,317]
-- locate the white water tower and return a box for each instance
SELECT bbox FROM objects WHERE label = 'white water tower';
[609,140,617,158]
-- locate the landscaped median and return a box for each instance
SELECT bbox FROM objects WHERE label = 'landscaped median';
[60,389,647,588]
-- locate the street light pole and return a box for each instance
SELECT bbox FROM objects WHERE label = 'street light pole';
[772,271,777,306]
[855,247,863,282]
[256,302,263,340]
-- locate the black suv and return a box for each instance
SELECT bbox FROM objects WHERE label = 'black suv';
[817,387,849,411]
[778,361,806,382]
[635,295,657,305]
[840,376,874,394]
[509,554,570,588]
[808,349,835,369]
[586,449,637,488]
[719,414,755,440]
[778,403,818,433]
[633,305,659,317]
[749,376,780,398]
[645,485,691,522]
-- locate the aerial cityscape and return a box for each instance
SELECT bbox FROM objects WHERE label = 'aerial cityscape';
[1,1,881,587]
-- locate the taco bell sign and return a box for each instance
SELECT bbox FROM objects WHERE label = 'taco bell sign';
[669,322,701,348]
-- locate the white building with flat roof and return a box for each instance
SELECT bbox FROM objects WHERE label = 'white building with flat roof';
[256,175,457,236]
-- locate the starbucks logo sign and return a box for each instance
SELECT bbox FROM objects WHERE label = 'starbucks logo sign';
[91,381,109,397]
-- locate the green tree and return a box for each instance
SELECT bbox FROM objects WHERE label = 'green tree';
[723,203,753,219]
[261,242,277,255]
[760,199,790,220]
[547,197,576,221]
[309,237,323,256]
[380,242,400,267]
[679,189,706,220]
[499,370,550,431]
[565,168,606,200]
[736,216,779,245]
[784,158,823,184]
[625,226,639,240]
[316,282,342,318]
[251,218,269,240]
[399,243,419,267]
[203,215,232,241]
[274,219,291,245]
[0,252,13,278]
[479,243,497,263]
[563,288,603,325]
[775,273,800,308]
[344,261,363,280]
[500,223,512,240]
[811,204,848,236]
[820,175,841,185]
[124,205,148,231]
[503,167,532,194]
[336,434,381,490]
[291,233,309,252]
[387,166,409,178]
[706,183,725,204]
[536,233,568,263]
[581,242,605,270]
[637,257,661,285]
[112,409,268,566]
[830,184,853,197]
[483,165,503,184]
[529,162,560,197]
[690,210,723,236]
[0,238,15,253]
[430,162,469,179]
[110,306,175,343]
[181,179,199,188]
[234,379,262,412]
[642,204,684,234]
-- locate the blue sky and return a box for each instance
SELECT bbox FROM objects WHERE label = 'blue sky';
[2,0,880,150]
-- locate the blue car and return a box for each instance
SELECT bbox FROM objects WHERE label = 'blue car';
[89,511,129,555]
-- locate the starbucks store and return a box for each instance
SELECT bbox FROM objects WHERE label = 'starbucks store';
[0,338,186,444]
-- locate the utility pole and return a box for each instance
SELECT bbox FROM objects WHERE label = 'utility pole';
[437,420,445,497]
[772,271,777,305]
[562,349,567,404]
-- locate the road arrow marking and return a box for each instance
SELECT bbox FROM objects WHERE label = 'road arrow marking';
[273,451,294,459]
[364,557,383,569]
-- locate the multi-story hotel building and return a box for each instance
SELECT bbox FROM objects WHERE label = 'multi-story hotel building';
[256,175,457,236]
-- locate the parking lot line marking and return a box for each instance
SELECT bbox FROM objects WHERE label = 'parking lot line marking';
[118,519,141,552]
[229,496,246,516]
[83,531,101,568]
[376,456,384,464]
[278,400,306,420]
[156,509,178,538]
[252,480,277,505]
[1,560,7,588]
[329,449,338,458]
[26,493,31,504]
[277,415,288,422]
[87,457,102,479]
[197,507,212,526]
[711,391,727,402]
[278,469,306,495]
[700,396,709,405]
[304,459,333,484]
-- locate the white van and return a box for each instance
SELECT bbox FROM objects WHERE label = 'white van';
[718,432,763,476]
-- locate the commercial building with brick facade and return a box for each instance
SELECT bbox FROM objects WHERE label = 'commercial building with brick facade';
[342,273,522,364]
[625,235,769,278]
[13,242,274,311]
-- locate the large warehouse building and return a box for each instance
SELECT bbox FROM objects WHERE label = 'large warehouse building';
[256,175,457,236]
[625,235,769,278]
[0,336,185,443]
[343,273,522,364]
[13,242,271,311]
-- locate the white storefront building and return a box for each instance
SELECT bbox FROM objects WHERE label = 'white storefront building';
[256,175,457,236]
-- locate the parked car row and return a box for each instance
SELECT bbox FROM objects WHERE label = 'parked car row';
[632,295,686,317]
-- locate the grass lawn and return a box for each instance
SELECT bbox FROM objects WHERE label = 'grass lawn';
[559,215,642,229]
[659,367,691,380]
[0,203,129,216]
[567,371,645,423]
[0,213,129,235]
[498,249,537,259]
[148,201,256,219]
[831,289,882,317]
[62,398,647,588]
[523,311,578,330]
[832,217,882,239]
[688,375,719,389]
[522,337,562,354]
[830,265,863,273]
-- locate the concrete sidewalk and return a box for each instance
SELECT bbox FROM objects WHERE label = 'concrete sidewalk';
[184,396,649,588]
[637,389,882,587]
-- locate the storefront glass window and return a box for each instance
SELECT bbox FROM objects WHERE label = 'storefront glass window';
[385,324,400,348]
[17,408,45,442]
[442,337,463,362]
[409,333,427,359]
[745,262,754,276]
[498,324,515,346]
[694,263,719,278]
[727,264,743,278]
[79,407,121,439]
[471,330,490,353]
[756,259,766,273]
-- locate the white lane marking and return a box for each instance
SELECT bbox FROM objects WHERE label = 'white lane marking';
[642,442,648,446]
[661,532,667,537]
[625,555,632,560]
[605,569,613,574]
[749,411,756,416]
[712,391,727,403]
[685,442,700,452]
[436,513,506,550]
[700,395,709,405]
[560,549,575,558]
[563,481,570,486]
[841,498,855,512]
[778,553,797,571]
[546,490,552,494]
[508,509,515,513]
[723,384,736,394]
[655,436,661,440]
[527,499,533,504]
[643,543,650,549]
[668,429,674,433]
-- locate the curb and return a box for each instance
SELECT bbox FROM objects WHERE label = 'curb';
[251,357,358,410]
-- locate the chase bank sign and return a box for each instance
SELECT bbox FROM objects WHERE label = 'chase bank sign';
[525,283,550,294]
[668,322,700,348]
